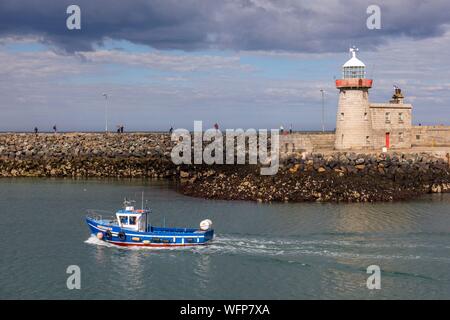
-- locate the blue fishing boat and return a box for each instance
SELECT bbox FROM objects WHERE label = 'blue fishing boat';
[86,199,214,247]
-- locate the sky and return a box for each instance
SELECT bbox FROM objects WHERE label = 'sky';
[1,0,450,131]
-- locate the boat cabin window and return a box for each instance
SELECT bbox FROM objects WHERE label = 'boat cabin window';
[119,216,128,224]
[118,215,138,226]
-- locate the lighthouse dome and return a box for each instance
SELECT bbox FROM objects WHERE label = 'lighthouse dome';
[342,47,366,78]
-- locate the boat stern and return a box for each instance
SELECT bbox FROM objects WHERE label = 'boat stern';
[203,229,214,242]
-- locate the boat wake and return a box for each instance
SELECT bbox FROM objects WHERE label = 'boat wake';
[193,234,449,262]
[85,235,117,248]
[85,233,449,263]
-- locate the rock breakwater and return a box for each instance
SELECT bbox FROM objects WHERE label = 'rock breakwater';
[179,152,450,202]
[1,133,449,202]
[0,133,175,178]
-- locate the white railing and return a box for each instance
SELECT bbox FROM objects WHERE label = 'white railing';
[86,209,116,225]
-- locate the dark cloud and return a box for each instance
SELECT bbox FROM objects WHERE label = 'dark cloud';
[1,0,450,53]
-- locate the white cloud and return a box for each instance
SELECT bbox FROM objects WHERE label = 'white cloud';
[77,50,253,72]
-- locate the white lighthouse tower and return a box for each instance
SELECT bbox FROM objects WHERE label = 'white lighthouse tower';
[334,47,373,150]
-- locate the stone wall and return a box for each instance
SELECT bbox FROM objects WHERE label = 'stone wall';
[279,132,335,153]
[412,125,450,147]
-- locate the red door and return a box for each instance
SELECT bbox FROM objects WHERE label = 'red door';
[385,132,390,148]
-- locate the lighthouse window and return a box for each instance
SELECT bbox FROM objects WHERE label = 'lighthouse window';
[364,112,368,120]
[398,112,404,123]
[385,112,391,123]
[366,136,370,145]
[344,66,365,79]
[399,132,404,142]
[340,113,344,121]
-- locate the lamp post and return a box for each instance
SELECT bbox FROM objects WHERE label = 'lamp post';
[102,93,108,133]
[320,89,325,132]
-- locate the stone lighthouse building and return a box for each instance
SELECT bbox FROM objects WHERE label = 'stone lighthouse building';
[280,48,450,154]
[335,47,373,150]
[334,47,413,150]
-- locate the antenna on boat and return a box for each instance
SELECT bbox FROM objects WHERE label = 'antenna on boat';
[141,191,144,210]
[123,197,135,208]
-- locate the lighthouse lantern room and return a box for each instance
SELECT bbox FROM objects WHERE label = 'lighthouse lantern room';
[342,47,366,78]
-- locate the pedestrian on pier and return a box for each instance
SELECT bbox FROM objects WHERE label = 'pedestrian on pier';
[53,125,57,134]
[34,127,38,136]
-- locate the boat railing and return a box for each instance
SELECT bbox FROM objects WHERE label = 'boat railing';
[86,209,117,225]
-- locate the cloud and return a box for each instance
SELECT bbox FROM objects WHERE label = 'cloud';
[79,50,252,72]
[0,50,92,79]
[2,30,450,120]
[1,0,450,53]
[1,2,450,131]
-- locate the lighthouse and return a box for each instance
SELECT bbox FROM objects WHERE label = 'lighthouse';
[334,47,373,150]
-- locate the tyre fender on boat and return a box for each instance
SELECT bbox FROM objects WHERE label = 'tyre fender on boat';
[105,230,112,240]
[118,231,126,241]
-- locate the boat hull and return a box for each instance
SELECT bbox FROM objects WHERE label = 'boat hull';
[86,217,214,247]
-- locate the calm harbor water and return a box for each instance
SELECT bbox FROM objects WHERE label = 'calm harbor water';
[0,178,449,299]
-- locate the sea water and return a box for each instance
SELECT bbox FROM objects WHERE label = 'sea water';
[0,178,449,299]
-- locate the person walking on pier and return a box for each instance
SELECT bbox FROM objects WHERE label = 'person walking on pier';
[34,127,38,136]
[53,125,57,134]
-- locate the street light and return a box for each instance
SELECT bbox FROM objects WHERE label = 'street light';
[320,89,325,132]
[102,93,108,132]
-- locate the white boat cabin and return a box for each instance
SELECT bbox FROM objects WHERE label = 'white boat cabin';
[115,205,149,232]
